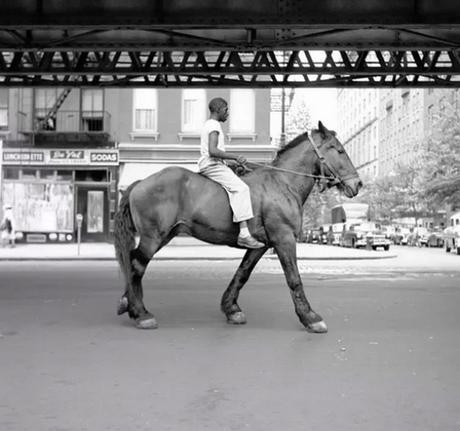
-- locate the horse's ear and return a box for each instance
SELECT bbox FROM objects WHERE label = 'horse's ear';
[318,121,328,135]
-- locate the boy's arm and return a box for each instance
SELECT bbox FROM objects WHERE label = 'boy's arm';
[208,131,246,164]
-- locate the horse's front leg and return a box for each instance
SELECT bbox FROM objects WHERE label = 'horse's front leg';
[274,235,327,333]
[221,247,268,324]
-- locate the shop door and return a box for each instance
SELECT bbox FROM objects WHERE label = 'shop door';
[76,187,108,241]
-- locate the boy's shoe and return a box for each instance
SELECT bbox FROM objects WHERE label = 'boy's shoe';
[237,235,265,249]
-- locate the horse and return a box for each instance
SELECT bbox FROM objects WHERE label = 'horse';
[114,121,362,332]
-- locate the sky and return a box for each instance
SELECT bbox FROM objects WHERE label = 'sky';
[270,88,338,140]
[292,88,338,130]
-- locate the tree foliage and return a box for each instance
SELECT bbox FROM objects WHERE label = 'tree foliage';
[285,97,312,143]
[422,97,460,208]
[359,91,460,221]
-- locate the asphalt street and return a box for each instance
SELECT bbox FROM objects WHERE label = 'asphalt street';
[0,246,459,431]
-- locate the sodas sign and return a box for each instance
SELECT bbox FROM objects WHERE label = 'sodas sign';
[90,152,119,164]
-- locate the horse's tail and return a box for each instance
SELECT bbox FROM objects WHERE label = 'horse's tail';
[114,181,140,284]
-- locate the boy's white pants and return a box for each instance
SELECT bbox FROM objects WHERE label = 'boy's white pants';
[199,163,254,223]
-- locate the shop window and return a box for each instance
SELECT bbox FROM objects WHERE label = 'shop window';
[230,89,255,134]
[0,88,8,128]
[181,89,206,132]
[82,89,104,131]
[56,170,73,181]
[3,168,19,180]
[21,169,37,180]
[2,182,74,231]
[75,170,107,182]
[87,191,104,233]
[133,89,158,132]
[39,170,56,180]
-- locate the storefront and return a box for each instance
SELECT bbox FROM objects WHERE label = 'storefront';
[1,148,119,243]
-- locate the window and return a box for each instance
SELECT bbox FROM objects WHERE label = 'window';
[182,89,206,132]
[35,88,64,130]
[230,89,255,134]
[133,89,158,132]
[2,182,74,232]
[0,89,8,128]
[82,89,104,131]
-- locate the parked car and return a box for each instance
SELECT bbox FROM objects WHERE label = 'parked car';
[421,230,444,248]
[392,227,411,245]
[305,228,322,244]
[410,227,429,247]
[341,222,391,250]
[381,225,396,240]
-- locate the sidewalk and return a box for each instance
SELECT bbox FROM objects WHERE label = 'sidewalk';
[0,237,396,261]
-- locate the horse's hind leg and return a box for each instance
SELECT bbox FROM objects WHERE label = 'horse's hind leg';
[120,235,163,329]
[221,247,267,324]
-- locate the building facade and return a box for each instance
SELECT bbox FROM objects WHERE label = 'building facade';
[378,88,425,174]
[0,88,273,243]
[337,89,379,180]
[337,88,460,179]
[116,88,273,190]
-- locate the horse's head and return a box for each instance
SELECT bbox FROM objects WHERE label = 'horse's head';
[310,121,362,198]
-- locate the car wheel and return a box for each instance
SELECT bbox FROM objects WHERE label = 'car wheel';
[446,244,451,253]
[384,245,389,251]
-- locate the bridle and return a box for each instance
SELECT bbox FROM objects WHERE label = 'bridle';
[307,134,354,190]
[248,133,357,190]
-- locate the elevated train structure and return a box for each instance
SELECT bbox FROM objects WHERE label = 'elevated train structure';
[0,0,460,87]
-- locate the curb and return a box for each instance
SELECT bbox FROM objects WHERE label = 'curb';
[0,254,398,262]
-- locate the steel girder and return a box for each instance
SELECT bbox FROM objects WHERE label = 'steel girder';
[1,0,460,87]
[0,50,460,87]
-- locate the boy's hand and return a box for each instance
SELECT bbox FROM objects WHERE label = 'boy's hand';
[236,155,247,165]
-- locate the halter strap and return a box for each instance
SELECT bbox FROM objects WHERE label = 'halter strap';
[307,134,359,186]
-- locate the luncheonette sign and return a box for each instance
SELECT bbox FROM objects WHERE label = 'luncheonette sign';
[2,149,119,166]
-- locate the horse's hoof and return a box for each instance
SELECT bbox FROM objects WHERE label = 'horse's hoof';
[117,296,128,315]
[227,311,247,325]
[135,317,158,329]
[306,320,328,333]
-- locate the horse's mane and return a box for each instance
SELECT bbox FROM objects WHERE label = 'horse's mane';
[272,132,311,165]
[272,128,337,164]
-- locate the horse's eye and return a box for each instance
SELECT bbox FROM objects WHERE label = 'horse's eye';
[337,147,345,154]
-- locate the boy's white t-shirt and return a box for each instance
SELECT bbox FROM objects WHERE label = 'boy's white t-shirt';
[198,119,226,170]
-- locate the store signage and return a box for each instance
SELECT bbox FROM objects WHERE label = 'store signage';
[90,151,119,164]
[3,151,45,163]
[50,150,85,160]
[2,149,119,166]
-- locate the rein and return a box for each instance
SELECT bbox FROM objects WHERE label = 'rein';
[245,134,351,185]
[247,161,335,181]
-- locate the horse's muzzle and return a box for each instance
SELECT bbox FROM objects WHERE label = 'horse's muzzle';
[342,177,362,198]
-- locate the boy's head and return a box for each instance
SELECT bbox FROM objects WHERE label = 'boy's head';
[209,97,229,122]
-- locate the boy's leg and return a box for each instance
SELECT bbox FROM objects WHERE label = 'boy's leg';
[200,164,264,248]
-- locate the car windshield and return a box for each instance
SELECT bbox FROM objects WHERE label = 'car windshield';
[355,222,377,232]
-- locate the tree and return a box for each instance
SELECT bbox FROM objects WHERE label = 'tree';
[285,97,312,143]
[357,174,401,221]
[422,94,460,209]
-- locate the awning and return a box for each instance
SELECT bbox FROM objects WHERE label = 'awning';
[118,162,198,189]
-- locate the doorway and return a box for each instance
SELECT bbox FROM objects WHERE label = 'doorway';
[76,186,108,242]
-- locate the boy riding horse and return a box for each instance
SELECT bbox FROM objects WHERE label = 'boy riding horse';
[198,97,264,249]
